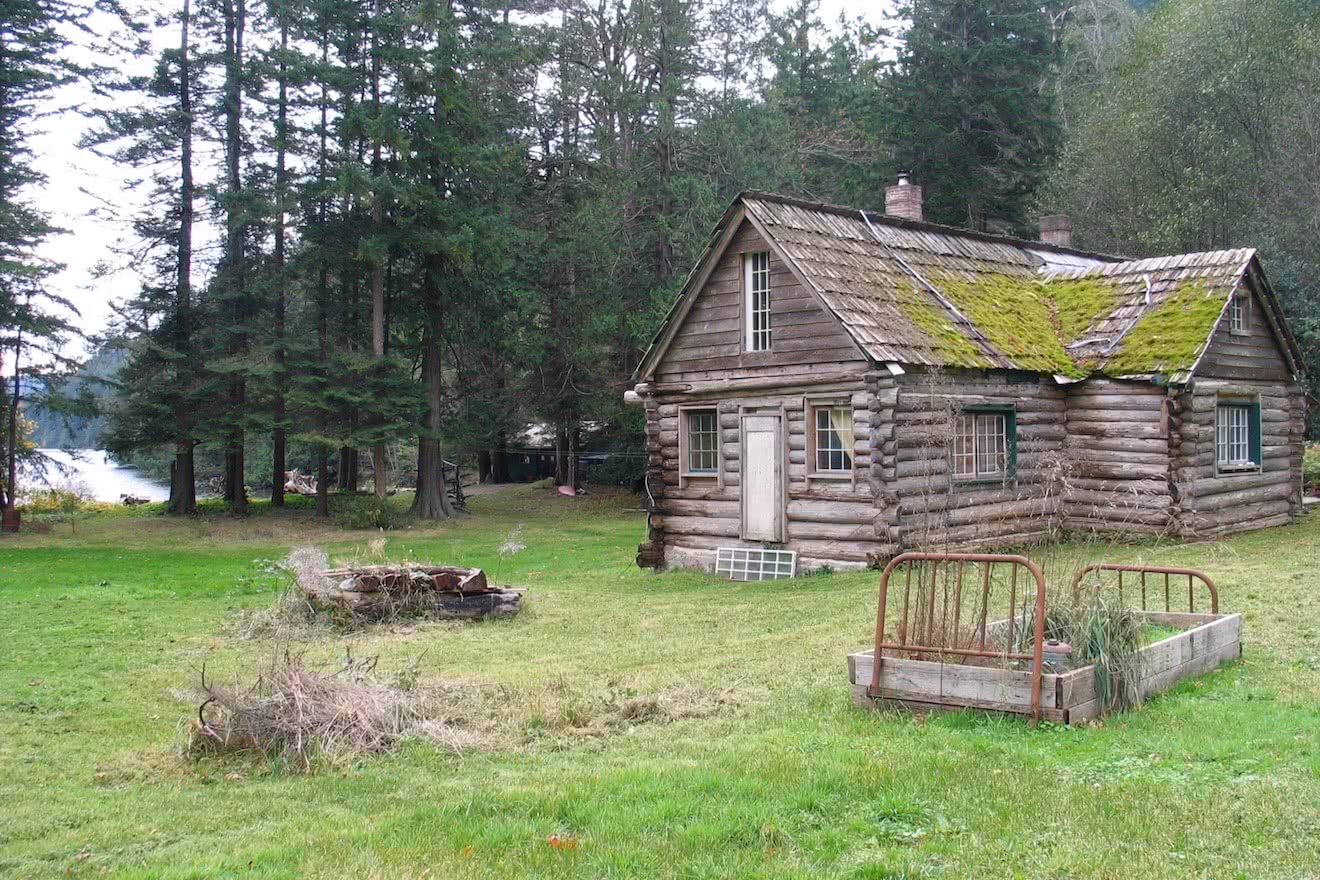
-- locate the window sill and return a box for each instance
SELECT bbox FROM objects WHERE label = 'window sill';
[682,472,719,480]
[953,475,1013,487]
[807,471,853,481]
[1215,464,1261,476]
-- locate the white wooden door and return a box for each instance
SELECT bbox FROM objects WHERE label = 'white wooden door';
[741,414,783,542]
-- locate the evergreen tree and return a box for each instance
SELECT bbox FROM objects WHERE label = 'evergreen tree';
[1,0,84,514]
[885,0,1061,231]
[90,0,206,513]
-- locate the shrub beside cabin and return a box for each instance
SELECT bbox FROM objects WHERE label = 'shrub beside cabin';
[628,183,1308,572]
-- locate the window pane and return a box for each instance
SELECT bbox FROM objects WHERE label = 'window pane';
[748,252,771,352]
[1216,404,1254,466]
[687,410,718,473]
[814,406,853,472]
[953,413,976,477]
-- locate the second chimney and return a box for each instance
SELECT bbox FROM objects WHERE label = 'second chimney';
[1039,214,1073,248]
[885,173,923,222]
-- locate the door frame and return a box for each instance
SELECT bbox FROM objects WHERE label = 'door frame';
[739,407,786,542]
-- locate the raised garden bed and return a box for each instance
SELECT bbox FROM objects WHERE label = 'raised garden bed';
[848,554,1240,723]
[849,609,1241,723]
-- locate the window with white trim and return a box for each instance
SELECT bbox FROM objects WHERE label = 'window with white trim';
[745,251,771,352]
[1215,403,1258,470]
[952,411,1011,480]
[812,405,854,473]
[683,409,719,475]
[1228,293,1248,334]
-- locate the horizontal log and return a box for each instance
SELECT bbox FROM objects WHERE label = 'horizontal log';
[1188,481,1294,512]
[786,499,879,524]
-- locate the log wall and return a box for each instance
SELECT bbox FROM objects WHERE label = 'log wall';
[641,375,893,571]
[1172,376,1306,537]
[890,368,1067,550]
[1062,378,1175,535]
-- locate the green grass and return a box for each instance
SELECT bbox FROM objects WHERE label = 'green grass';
[3,486,1320,878]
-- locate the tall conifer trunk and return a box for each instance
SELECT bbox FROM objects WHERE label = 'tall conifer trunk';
[412,258,453,520]
[170,0,197,515]
[370,0,388,500]
[221,0,247,514]
[270,13,289,507]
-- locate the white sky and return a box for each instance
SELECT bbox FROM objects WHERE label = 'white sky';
[30,0,892,354]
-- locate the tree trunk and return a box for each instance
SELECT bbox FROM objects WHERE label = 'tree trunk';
[171,0,197,515]
[169,440,196,514]
[222,0,247,515]
[5,330,21,513]
[477,449,492,483]
[370,0,388,502]
[270,14,289,508]
[315,447,329,517]
[412,261,454,520]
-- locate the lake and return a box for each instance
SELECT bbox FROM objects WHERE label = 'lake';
[36,449,171,503]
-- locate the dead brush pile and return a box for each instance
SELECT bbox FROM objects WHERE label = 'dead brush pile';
[186,651,492,770]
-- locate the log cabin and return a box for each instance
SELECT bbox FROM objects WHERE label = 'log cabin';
[628,182,1308,572]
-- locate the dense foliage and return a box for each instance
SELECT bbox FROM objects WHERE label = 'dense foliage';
[8,0,1318,516]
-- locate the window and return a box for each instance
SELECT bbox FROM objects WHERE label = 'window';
[952,409,1014,480]
[745,251,771,351]
[1228,293,1248,334]
[1216,401,1260,471]
[812,406,854,473]
[684,409,719,475]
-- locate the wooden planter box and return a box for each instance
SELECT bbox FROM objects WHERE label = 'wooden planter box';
[848,611,1242,723]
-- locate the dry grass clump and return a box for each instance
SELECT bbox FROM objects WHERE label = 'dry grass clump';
[186,650,492,770]
[518,677,740,740]
[1040,594,1145,711]
[184,652,740,771]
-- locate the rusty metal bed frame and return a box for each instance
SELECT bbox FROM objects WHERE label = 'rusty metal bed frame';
[1070,563,1218,614]
[867,553,1219,722]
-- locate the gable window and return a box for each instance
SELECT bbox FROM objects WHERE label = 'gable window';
[1228,293,1249,334]
[952,408,1015,481]
[1216,400,1261,472]
[683,408,719,475]
[745,251,771,352]
[811,405,854,474]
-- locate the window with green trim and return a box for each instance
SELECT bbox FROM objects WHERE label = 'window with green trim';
[1215,400,1261,472]
[952,408,1016,480]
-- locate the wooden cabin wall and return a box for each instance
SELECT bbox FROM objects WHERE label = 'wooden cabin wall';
[639,375,895,572]
[890,369,1066,550]
[652,220,866,386]
[1172,377,1305,537]
[1062,379,1175,534]
[1172,288,1304,536]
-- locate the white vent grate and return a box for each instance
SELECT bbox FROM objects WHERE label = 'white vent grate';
[715,547,797,581]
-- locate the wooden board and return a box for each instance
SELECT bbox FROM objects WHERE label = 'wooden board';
[848,611,1242,723]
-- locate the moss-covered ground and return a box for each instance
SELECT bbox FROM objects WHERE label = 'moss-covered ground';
[3,486,1320,878]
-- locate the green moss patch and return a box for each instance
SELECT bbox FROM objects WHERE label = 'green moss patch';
[1049,277,1121,343]
[894,281,992,368]
[1102,281,1227,375]
[928,271,1084,377]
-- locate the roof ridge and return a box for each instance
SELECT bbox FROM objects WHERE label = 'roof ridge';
[738,190,1127,262]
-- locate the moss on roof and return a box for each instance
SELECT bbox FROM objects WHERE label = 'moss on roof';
[895,281,992,368]
[1049,277,1121,343]
[1101,281,1226,376]
[927,271,1086,377]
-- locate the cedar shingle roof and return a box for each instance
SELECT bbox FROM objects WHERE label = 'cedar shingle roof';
[640,192,1297,382]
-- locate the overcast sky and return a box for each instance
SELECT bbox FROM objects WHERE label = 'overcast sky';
[31,0,893,354]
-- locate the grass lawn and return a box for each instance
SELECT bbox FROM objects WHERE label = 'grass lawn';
[2,486,1319,879]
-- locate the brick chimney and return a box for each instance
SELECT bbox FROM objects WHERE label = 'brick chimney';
[1039,214,1073,248]
[884,173,923,222]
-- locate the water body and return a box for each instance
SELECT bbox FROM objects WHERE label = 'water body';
[35,449,170,503]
